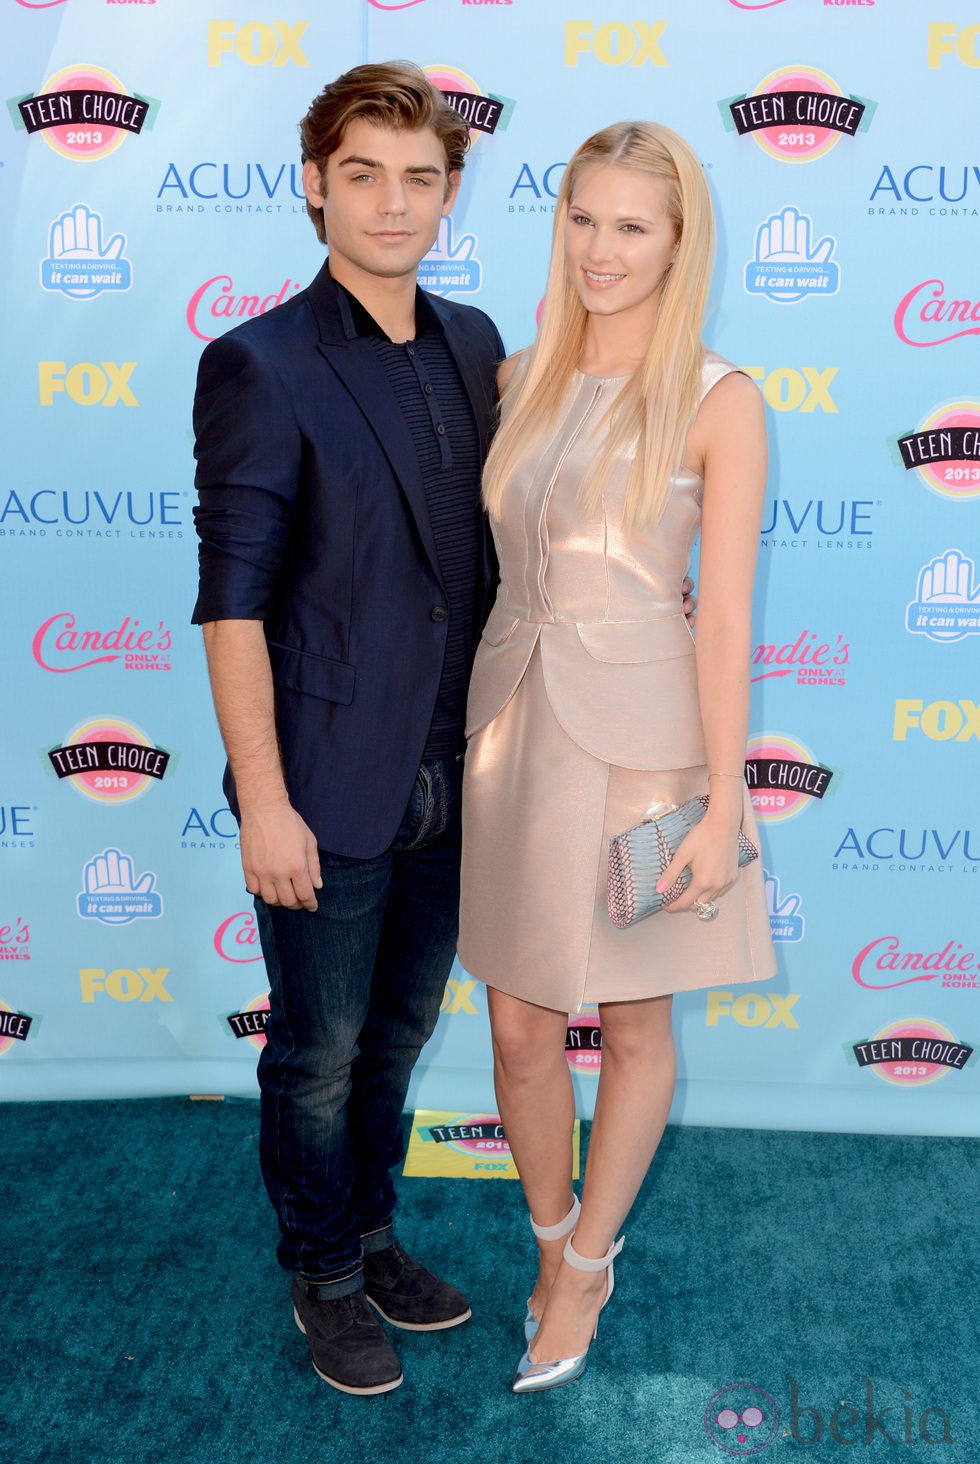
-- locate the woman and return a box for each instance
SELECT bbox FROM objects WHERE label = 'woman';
[458,121,777,1393]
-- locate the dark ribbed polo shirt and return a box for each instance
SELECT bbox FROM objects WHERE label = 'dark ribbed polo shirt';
[338,283,482,758]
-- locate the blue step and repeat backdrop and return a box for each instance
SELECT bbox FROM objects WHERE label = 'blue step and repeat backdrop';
[2,0,978,1136]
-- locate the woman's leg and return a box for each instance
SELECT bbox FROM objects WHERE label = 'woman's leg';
[528,992,676,1363]
[487,986,577,1321]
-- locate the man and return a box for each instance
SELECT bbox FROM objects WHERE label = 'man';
[192,62,502,1395]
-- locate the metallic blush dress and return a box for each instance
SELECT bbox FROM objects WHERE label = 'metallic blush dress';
[458,354,777,1013]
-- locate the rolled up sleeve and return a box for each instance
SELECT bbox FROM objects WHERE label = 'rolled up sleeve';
[191,334,301,624]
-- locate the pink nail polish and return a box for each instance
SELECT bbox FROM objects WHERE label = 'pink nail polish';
[655,880,666,893]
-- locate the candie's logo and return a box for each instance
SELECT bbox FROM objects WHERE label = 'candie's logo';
[565,21,667,68]
[751,629,848,687]
[78,849,163,924]
[745,734,833,822]
[850,1019,974,1087]
[896,404,980,500]
[13,65,157,161]
[214,911,263,964]
[33,613,172,673]
[225,993,270,1048]
[186,276,301,342]
[41,205,131,299]
[745,207,839,304]
[423,65,511,143]
[48,717,171,803]
[852,937,978,992]
[894,281,980,348]
[906,551,980,642]
[0,918,30,961]
[566,1005,602,1073]
[721,66,873,163]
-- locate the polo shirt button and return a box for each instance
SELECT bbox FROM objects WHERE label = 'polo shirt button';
[430,606,448,622]
[424,383,433,395]
[436,423,446,435]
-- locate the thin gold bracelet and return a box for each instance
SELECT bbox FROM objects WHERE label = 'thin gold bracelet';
[708,771,744,780]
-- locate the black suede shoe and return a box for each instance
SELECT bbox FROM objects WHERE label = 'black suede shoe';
[291,1278,403,1394]
[362,1243,472,1331]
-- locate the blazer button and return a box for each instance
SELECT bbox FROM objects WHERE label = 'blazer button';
[430,606,448,622]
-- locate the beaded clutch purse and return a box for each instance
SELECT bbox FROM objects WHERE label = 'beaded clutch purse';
[606,794,759,929]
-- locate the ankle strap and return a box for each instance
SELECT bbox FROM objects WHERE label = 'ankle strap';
[563,1234,625,1271]
[529,1193,581,1241]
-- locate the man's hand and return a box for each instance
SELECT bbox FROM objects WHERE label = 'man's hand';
[241,801,322,912]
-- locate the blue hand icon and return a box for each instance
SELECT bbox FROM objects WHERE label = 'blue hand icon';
[754,206,834,266]
[49,203,125,264]
[418,215,482,296]
[78,848,162,924]
[41,203,132,299]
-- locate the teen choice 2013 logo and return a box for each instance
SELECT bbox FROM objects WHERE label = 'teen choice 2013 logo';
[897,402,980,503]
[47,716,171,803]
[850,1018,975,1088]
[423,64,512,146]
[15,64,158,162]
[566,1004,602,1074]
[745,734,833,824]
[722,65,873,164]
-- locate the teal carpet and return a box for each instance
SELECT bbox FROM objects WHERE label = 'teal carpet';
[3,1100,977,1464]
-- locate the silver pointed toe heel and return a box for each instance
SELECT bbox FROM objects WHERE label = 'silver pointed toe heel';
[524,1193,581,1343]
[512,1232,625,1394]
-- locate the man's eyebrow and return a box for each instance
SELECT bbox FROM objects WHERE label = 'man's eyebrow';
[336,154,443,176]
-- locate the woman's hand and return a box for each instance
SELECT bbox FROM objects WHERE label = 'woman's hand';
[656,805,741,915]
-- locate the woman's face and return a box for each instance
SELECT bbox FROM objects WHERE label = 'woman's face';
[563,161,679,328]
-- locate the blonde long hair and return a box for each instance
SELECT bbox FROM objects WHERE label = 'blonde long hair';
[482,121,714,527]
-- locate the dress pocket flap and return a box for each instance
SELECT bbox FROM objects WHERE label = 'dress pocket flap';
[268,641,356,705]
[575,616,692,665]
[480,599,522,646]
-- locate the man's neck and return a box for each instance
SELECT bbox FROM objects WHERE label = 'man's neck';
[329,260,418,343]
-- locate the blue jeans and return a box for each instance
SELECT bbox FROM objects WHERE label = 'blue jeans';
[254,757,462,1295]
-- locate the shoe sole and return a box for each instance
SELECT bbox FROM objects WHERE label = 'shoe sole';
[294,1308,403,1395]
[364,1295,472,1332]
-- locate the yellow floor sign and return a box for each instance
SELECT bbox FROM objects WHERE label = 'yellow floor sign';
[405,1110,581,1180]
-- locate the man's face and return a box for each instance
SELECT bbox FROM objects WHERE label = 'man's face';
[304,119,459,288]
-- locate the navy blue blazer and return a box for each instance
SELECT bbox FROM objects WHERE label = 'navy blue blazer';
[192,259,503,857]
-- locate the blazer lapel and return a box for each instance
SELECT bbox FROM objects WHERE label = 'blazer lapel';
[436,301,498,459]
[307,264,442,578]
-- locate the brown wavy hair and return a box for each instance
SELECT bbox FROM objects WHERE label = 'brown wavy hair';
[299,61,470,242]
